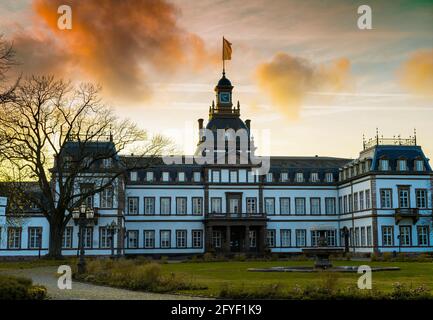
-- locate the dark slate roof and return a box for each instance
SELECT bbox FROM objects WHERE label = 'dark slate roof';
[61,140,119,160]
[206,116,248,131]
[370,145,432,171]
[217,75,232,87]
[269,156,352,169]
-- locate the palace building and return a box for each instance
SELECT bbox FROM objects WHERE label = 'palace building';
[0,72,432,257]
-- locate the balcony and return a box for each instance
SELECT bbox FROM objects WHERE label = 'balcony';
[205,212,267,226]
[394,208,419,224]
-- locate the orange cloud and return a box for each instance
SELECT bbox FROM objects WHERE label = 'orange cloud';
[399,49,433,97]
[255,53,351,119]
[11,0,217,103]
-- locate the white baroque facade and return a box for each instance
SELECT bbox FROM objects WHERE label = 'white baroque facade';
[1,74,432,257]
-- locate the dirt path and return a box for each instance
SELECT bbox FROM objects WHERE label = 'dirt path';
[0,266,208,300]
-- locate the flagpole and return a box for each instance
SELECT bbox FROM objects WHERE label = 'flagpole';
[222,36,225,76]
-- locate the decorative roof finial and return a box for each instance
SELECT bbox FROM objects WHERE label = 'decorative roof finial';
[414,128,417,145]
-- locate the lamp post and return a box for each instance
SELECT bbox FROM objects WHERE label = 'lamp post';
[72,203,95,274]
[106,221,120,259]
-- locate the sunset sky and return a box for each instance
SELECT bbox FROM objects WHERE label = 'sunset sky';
[1,0,432,158]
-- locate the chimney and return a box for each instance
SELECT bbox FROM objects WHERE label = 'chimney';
[198,118,204,130]
[245,119,251,130]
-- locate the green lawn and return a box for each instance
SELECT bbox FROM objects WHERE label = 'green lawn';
[0,258,76,270]
[158,260,433,297]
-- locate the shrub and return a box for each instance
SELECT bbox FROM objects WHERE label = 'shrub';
[234,253,247,262]
[382,252,393,261]
[0,275,47,300]
[203,252,214,262]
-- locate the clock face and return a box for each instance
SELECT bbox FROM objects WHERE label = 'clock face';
[219,92,230,103]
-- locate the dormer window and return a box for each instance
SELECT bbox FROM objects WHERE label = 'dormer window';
[162,172,170,182]
[397,159,407,171]
[325,173,334,183]
[146,171,154,182]
[178,172,185,182]
[130,171,138,182]
[310,172,319,182]
[102,158,112,168]
[280,172,289,182]
[193,171,201,182]
[266,173,273,183]
[379,159,389,171]
[415,160,424,171]
[295,172,304,183]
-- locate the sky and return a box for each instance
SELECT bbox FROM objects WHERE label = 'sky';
[0,0,432,158]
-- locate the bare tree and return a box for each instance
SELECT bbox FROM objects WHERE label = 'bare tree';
[0,35,18,103]
[0,75,171,257]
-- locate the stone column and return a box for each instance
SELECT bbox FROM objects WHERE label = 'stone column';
[225,226,231,253]
[244,226,250,253]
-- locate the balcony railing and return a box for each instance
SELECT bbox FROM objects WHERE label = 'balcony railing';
[206,212,266,219]
[394,208,419,224]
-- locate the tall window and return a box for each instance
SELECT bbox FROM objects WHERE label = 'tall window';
[311,231,319,247]
[367,226,372,246]
[295,229,306,247]
[80,185,94,208]
[343,195,348,213]
[415,160,424,171]
[160,230,171,248]
[417,226,429,246]
[28,227,42,249]
[325,198,336,215]
[228,197,241,213]
[264,198,275,215]
[100,186,113,208]
[160,197,171,215]
[353,193,358,211]
[379,159,389,171]
[162,171,170,182]
[127,197,138,215]
[310,198,321,214]
[8,228,21,249]
[348,194,353,212]
[246,197,257,214]
[382,226,394,246]
[397,159,407,171]
[380,189,392,208]
[212,231,221,248]
[127,230,138,249]
[359,191,364,210]
[144,197,155,214]
[280,198,290,215]
[354,228,360,247]
[399,226,411,246]
[83,227,93,248]
[192,197,203,215]
[230,171,238,183]
[338,197,343,214]
[176,230,187,248]
[325,173,333,183]
[360,227,366,246]
[62,227,73,248]
[280,172,289,182]
[266,230,276,248]
[192,230,203,248]
[295,198,306,214]
[416,189,427,208]
[176,197,187,215]
[365,189,371,209]
[280,230,291,247]
[99,227,110,249]
[398,187,410,208]
[210,198,222,213]
[327,230,336,246]
[144,230,155,248]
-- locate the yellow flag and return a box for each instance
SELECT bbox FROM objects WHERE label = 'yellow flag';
[223,37,232,60]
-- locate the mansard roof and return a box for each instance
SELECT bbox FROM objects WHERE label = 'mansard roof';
[370,145,432,172]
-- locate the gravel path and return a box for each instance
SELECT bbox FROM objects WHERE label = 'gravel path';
[0,266,208,300]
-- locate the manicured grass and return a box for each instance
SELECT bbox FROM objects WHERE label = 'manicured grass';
[0,258,76,270]
[158,260,433,297]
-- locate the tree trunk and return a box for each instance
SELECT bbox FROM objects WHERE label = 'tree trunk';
[47,213,64,258]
